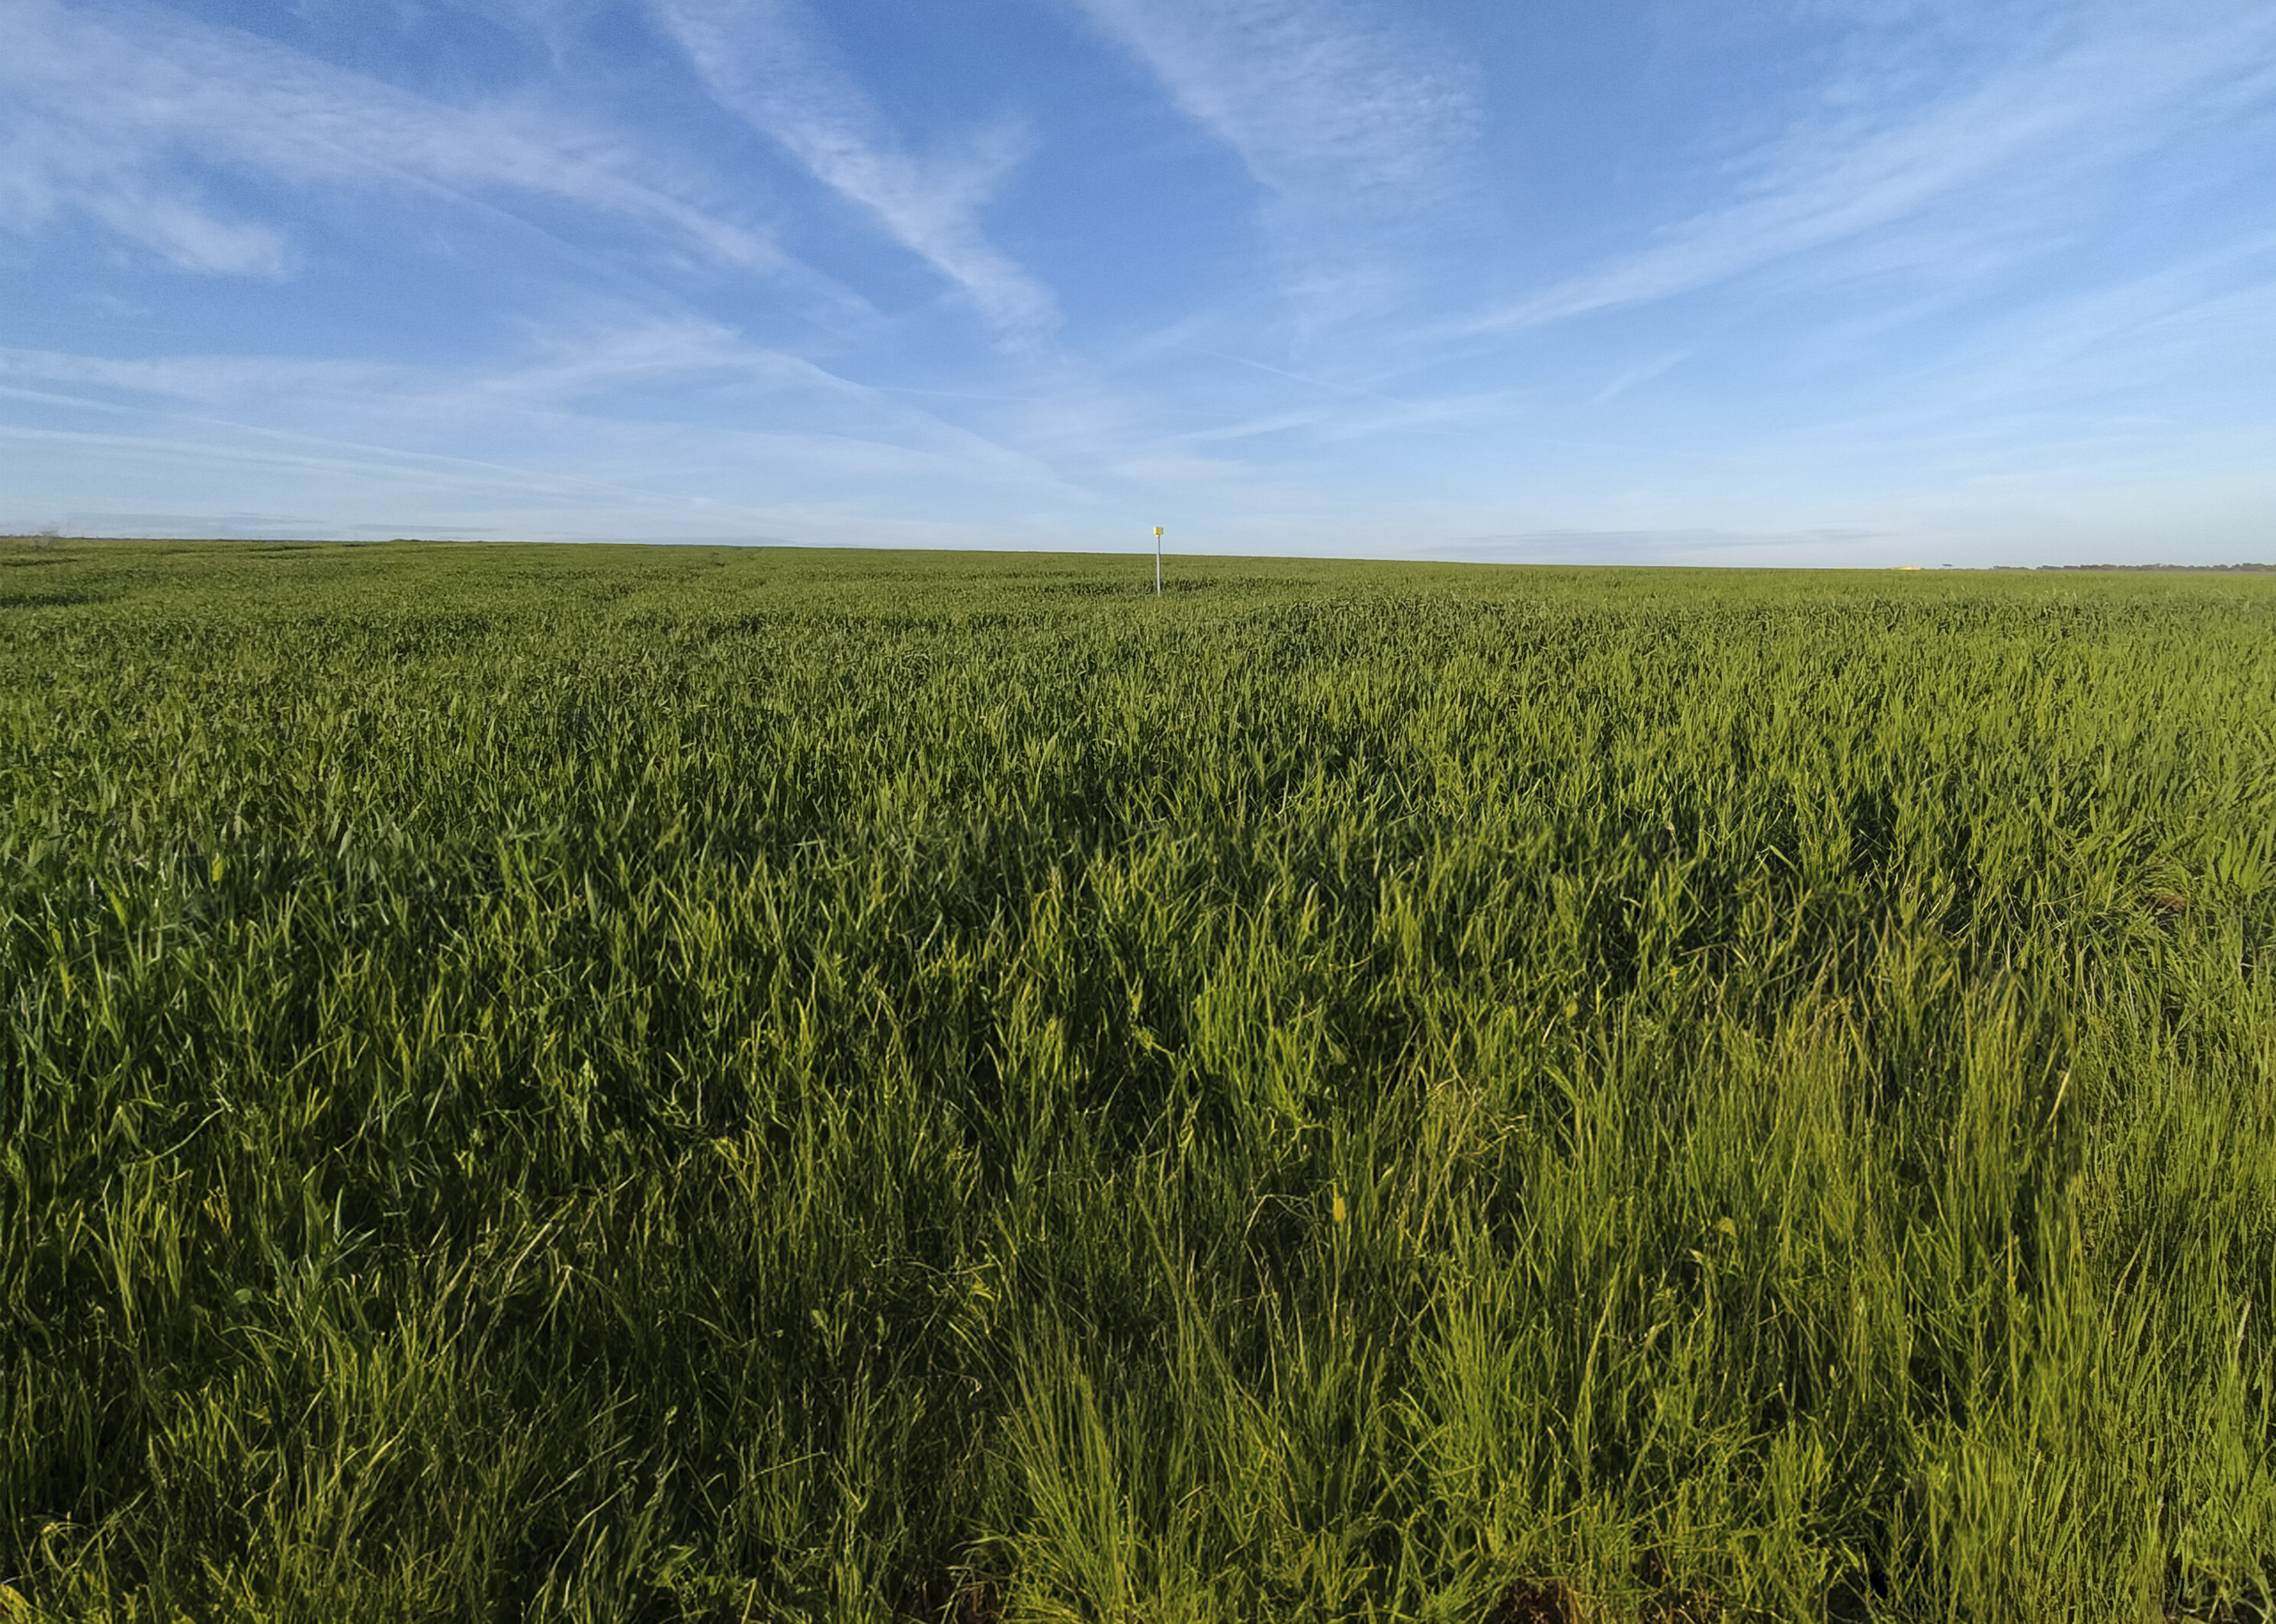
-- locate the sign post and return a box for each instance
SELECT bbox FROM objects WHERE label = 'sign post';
[1154,526,1164,596]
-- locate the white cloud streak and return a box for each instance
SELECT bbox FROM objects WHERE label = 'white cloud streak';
[0,0,813,282]
[651,0,1058,342]
[0,310,1076,496]
[1470,4,2276,332]
[1067,0,1477,315]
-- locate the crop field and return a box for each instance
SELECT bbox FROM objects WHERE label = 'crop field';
[4,539,2274,1623]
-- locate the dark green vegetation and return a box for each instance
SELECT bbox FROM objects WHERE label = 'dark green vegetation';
[4,540,2274,1623]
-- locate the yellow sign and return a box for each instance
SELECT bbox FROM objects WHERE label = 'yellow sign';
[1154,526,1164,536]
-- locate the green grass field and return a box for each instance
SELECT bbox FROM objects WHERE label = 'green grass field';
[4,540,2273,1623]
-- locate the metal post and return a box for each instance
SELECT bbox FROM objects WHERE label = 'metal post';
[1154,525,1163,595]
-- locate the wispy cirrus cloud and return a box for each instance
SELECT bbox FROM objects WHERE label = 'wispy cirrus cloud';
[651,0,1058,343]
[1067,0,1479,317]
[0,0,818,284]
[1753,228,2276,438]
[0,308,1073,498]
[0,345,404,404]
[1469,4,2276,332]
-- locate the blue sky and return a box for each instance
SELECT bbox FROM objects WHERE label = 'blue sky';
[4,0,2274,564]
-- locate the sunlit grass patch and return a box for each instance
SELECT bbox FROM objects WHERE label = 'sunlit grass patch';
[3,540,2273,1621]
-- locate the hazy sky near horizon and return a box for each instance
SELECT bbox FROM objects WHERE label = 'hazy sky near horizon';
[4,0,2274,564]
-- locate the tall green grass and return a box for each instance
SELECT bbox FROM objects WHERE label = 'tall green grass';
[4,540,2272,1622]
